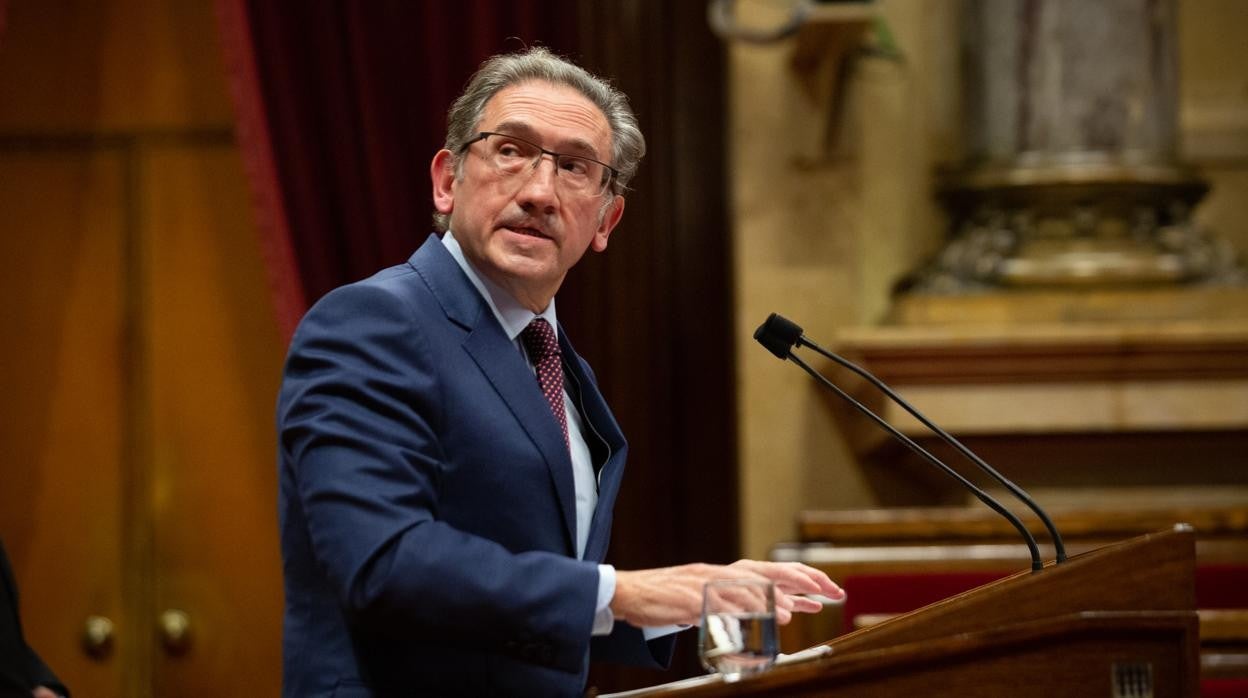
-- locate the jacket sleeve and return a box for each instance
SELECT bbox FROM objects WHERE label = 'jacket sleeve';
[591,622,678,668]
[279,282,599,673]
[1,541,70,697]
[27,646,70,698]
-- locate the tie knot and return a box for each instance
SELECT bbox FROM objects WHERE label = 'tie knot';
[521,318,559,362]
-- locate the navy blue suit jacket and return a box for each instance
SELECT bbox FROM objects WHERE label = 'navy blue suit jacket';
[278,235,672,697]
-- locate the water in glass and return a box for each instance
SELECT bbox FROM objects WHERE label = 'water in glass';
[699,579,778,681]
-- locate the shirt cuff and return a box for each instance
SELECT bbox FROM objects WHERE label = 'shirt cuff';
[643,624,689,640]
[592,564,616,636]
[593,565,689,639]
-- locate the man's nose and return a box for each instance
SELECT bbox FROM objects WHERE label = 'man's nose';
[514,154,560,209]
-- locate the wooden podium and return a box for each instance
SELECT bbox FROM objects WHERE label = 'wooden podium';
[611,526,1200,697]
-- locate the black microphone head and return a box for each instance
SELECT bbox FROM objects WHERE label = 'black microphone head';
[753,313,804,359]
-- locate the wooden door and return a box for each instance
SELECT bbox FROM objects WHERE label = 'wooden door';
[0,150,129,698]
[0,1,286,695]
[144,144,284,697]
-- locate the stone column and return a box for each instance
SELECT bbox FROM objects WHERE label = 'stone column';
[909,0,1244,292]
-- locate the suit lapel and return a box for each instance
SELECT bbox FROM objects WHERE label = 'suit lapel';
[409,236,579,554]
[462,329,578,552]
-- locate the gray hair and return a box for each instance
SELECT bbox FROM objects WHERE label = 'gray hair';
[433,47,645,232]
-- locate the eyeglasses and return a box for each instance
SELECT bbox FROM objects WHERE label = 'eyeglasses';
[461,131,619,197]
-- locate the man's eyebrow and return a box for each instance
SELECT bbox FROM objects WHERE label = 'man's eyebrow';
[489,120,603,159]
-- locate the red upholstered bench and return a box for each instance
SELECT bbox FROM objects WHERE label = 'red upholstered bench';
[840,571,1010,633]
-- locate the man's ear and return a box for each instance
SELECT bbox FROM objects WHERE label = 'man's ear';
[431,149,456,216]
[591,195,625,252]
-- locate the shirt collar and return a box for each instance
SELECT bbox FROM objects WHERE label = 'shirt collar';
[441,231,558,342]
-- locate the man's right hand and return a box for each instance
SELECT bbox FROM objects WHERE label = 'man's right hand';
[610,560,844,628]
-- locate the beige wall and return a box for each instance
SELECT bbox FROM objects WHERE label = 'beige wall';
[731,0,1248,559]
[1183,0,1248,256]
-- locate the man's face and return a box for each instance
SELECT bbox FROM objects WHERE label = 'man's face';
[431,80,626,312]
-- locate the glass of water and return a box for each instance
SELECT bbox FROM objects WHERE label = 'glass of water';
[698,578,778,681]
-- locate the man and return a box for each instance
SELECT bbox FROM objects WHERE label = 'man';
[0,540,69,698]
[278,47,842,697]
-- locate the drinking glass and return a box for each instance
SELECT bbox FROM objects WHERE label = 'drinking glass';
[698,578,778,681]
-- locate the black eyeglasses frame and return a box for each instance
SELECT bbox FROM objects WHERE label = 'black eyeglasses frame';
[460,131,620,195]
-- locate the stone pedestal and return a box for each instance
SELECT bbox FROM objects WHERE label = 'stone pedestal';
[909,0,1245,291]
[836,1,1248,510]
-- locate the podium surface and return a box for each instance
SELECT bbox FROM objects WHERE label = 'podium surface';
[605,526,1199,697]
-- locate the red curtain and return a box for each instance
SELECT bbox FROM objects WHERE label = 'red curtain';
[215,0,579,341]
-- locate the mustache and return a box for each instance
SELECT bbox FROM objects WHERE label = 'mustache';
[497,212,555,237]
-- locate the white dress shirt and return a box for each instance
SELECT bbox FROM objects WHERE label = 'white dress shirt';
[441,232,618,634]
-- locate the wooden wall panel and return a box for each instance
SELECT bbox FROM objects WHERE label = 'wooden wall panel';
[0,152,128,698]
[143,144,284,697]
[0,1,285,695]
[0,0,234,131]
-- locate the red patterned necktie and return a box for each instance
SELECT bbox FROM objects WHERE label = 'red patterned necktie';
[520,318,569,448]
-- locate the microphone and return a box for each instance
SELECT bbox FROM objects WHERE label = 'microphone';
[754,313,1067,572]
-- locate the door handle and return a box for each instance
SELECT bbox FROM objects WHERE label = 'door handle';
[82,615,114,659]
[158,609,192,655]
